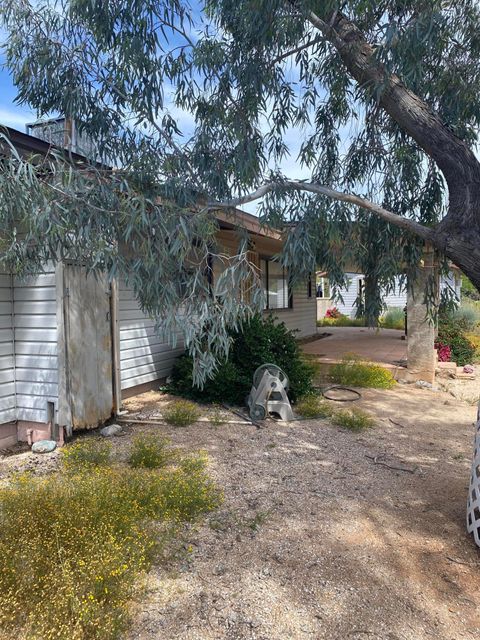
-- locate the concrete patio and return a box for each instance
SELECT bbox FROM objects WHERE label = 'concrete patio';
[302,326,407,376]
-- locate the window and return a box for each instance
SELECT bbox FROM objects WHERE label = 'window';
[260,258,292,310]
[316,275,331,299]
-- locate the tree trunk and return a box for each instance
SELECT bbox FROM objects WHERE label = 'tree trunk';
[434,215,480,293]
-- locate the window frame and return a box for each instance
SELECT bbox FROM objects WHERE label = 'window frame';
[260,256,293,311]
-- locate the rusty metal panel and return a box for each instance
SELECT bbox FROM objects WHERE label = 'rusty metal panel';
[63,266,113,429]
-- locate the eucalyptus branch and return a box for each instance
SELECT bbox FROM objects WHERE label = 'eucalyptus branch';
[209,180,436,241]
[269,35,324,66]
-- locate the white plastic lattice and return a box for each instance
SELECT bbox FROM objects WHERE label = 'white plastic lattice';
[466,406,480,548]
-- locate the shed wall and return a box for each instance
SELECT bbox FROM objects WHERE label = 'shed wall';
[0,273,15,425]
[13,268,59,424]
[118,282,185,392]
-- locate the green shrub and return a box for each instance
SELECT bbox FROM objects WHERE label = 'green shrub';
[169,314,315,404]
[451,301,480,331]
[128,434,175,469]
[466,333,480,362]
[332,407,375,431]
[330,354,396,389]
[163,399,201,427]
[437,317,477,365]
[295,395,333,418]
[381,307,405,330]
[461,275,480,301]
[62,439,112,472]
[317,316,366,327]
[0,454,220,640]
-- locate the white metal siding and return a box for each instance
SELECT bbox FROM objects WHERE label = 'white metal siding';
[336,271,458,317]
[336,273,361,317]
[265,282,317,338]
[119,283,185,391]
[0,274,15,424]
[13,269,58,423]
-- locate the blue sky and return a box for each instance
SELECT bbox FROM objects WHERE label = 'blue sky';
[0,61,37,131]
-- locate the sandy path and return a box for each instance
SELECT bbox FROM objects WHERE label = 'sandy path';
[118,386,480,640]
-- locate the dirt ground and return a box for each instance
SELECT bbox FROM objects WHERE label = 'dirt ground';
[1,384,480,639]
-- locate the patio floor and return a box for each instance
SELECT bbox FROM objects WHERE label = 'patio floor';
[302,326,407,367]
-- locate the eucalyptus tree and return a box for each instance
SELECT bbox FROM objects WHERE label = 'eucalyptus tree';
[1,0,480,372]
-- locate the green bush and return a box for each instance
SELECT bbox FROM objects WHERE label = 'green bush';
[332,407,375,431]
[317,316,366,327]
[163,399,201,427]
[381,307,405,330]
[330,354,396,389]
[62,439,112,472]
[295,395,333,418]
[437,317,477,365]
[170,314,315,404]
[451,301,480,331]
[128,434,175,469]
[466,333,480,362]
[0,448,220,640]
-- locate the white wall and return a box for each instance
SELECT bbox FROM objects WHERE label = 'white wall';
[332,270,460,319]
[335,273,407,318]
[118,282,185,392]
[0,274,15,425]
[266,282,317,338]
[13,268,59,424]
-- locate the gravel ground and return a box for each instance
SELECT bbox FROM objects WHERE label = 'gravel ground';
[1,385,479,639]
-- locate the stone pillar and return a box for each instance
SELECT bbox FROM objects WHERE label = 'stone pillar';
[406,249,438,384]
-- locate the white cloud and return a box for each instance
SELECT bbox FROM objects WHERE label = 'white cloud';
[0,107,36,130]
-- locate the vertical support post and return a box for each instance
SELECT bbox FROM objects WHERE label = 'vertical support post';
[406,248,438,384]
[110,278,122,415]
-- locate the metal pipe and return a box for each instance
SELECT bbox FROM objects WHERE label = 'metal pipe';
[110,278,122,416]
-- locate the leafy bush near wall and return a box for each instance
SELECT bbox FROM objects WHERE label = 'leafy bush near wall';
[317,316,366,327]
[437,317,477,365]
[465,334,480,362]
[451,300,480,331]
[380,307,405,330]
[170,314,315,404]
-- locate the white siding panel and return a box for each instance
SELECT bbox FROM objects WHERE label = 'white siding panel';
[119,282,184,392]
[14,287,56,301]
[0,395,16,412]
[265,280,317,338]
[15,367,58,384]
[14,314,57,329]
[13,266,59,424]
[0,408,16,424]
[0,274,15,426]
[14,273,56,288]
[16,381,58,397]
[336,273,360,317]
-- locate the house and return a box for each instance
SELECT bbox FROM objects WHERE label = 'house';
[316,270,462,320]
[0,125,317,447]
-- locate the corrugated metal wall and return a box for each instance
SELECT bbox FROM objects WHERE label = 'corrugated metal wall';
[13,268,58,423]
[0,274,15,424]
[118,282,184,392]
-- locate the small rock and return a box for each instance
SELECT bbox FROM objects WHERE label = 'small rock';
[32,440,57,454]
[100,424,123,437]
[415,380,439,391]
[213,564,227,576]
